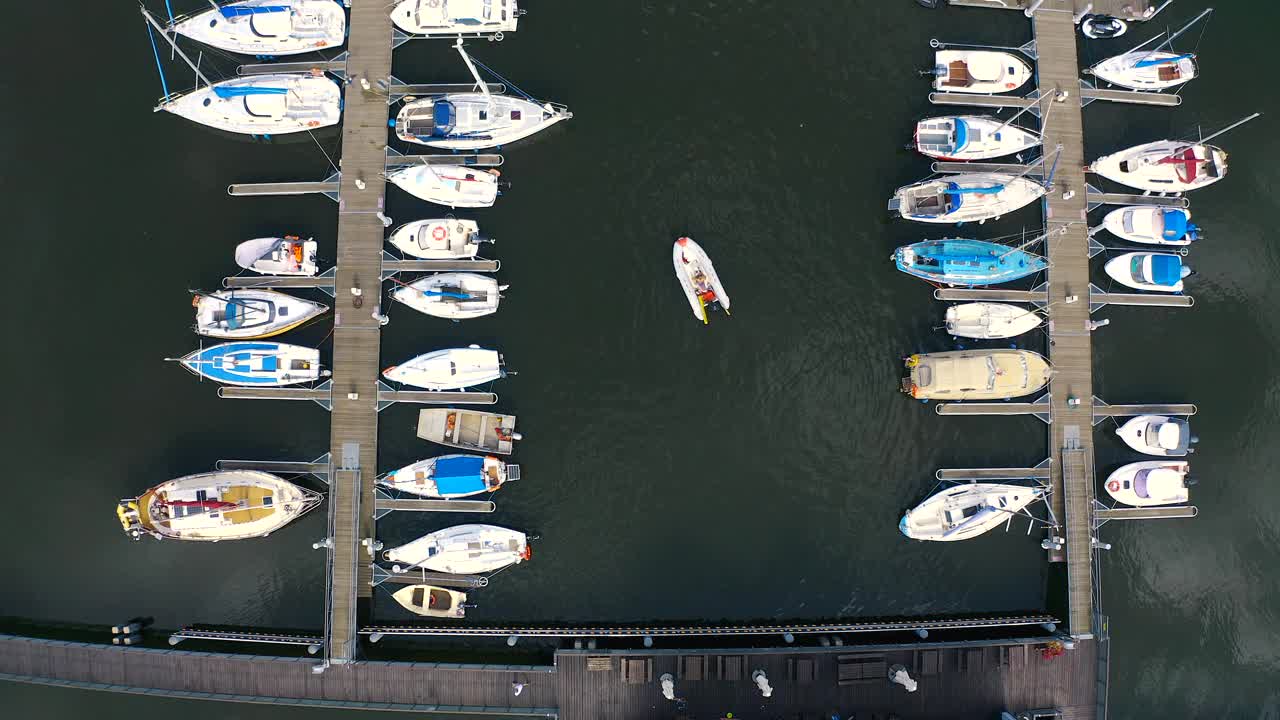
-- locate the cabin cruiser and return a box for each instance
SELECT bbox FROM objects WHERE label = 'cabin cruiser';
[117,471,322,542]
[387,164,500,208]
[391,0,521,38]
[945,303,1043,339]
[1116,415,1195,456]
[417,408,520,455]
[1104,461,1191,507]
[391,273,504,320]
[902,350,1051,401]
[159,73,341,135]
[235,236,318,276]
[900,483,1046,541]
[383,346,505,390]
[1102,207,1199,245]
[384,524,530,574]
[889,174,1045,223]
[932,51,1032,94]
[1104,252,1189,292]
[914,115,1040,161]
[391,585,468,618]
[380,454,516,499]
[893,238,1046,286]
[1089,141,1228,192]
[179,342,324,386]
[388,219,490,259]
[194,289,328,339]
[170,1,346,56]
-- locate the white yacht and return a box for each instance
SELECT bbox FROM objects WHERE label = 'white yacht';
[1104,252,1189,292]
[932,51,1032,94]
[384,524,530,574]
[1102,207,1199,245]
[391,0,521,38]
[383,346,505,390]
[945,303,1043,340]
[117,471,322,542]
[900,483,1046,542]
[387,164,500,208]
[391,273,504,320]
[193,289,329,339]
[388,219,490,259]
[1116,415,1195,457]
[890,174,1045,224]
[171,1,346,56]
[1104,461,1191,507]
[914,115,1040,161]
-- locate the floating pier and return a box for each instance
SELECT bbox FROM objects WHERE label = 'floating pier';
[1086,184,1190,210]
[936,465,1051,481]
[1096,505,1198,521]
[215,384,497,410]
[933,287,1195,308]
[931,161,1040,174]
[935,397,1195,424]
[237,57,348,76]
[227,174,341,199]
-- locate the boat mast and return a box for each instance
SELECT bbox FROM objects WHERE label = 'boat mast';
[454,38,492,107]
[997,226,1067,261]
[1153,8,1213,53]
[993,93,1047,135]
[1164,112,1261,158]
[141,6,212,98]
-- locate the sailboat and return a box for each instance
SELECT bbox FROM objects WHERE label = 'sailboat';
[388,219,490,259]
[893,238,1047,286]
[387,164,501,208]
[1104,461,1191,507]
[379,454,516,499]
[391,273,504,320]
[235,237,319,276]
[889,174,1046,223]
[900,483,1046,542]
[902,350,1051,401]
[116,471,322,542]
[672,237,731,324]
[383,346,506,390]
[394,40,571,151]
[1104,252,1189,292]
[1088,10,1211,91]
[391,585,468,618]
[931,50,1032,94]
[1088,113,1260,193]
[193,289,329,339]
[417,408,520,455]
[1102,207,1199,245]
[945,303,1044,339]
[913,115,1041,161]
[178,341,325,386]
[384,524,531,574]
[391,0,523,38]
[169,1,346,56]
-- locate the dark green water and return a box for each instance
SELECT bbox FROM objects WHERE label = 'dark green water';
[2,0,1278,717]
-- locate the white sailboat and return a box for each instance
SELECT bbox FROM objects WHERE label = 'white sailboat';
[1104,461,1191,507]
[390,585,468,618]
[388,219,489,259]
[394,40,571,151]
[387,164,501,208]
[170,1,346,56]
[1115,415,1195,456]
[234,236,319,276]
[380,454,514,499]
[900,483,1046,542]
[1102,207,1199,245]
[914,115,1041,161]
[391,273,504,320]
[890,174,1046,224]
[117,471,322,542]
[1087,10,1212,91]
[672,237,730,324]
[1104,252,1189,292]
[1088,113,1260,193]
[384,524,530,574]
[932,51,1032,94]
[383,346,505,390]
[193,289,329,339]
[391,0,522,38]
[944,303,1044,339]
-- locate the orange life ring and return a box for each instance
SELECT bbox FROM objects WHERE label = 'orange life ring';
[432,225,448,241]
[521,545,533,561]
[1107,480,1120,492]
[1005,82,1016,89]
[307,120,320,128]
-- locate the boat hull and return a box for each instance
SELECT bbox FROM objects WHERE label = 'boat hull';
[379,454,510,498]
[1090,141,1227,192]
[388,219,483,259]
[162,74,340,136]
[894,238,1047,287]
[890,174,1045,224]
[900,483,1044,541]
[181,341,322,386]
[396,94,570,151]
[391,273,501,319]
[383,347,503,390]
[672,237,730,323]
[933,51,1032,94]
[391,585,468,618]
[914,115,1041,161]
[1104,252,1185,292]
[117,471,322,542]
[195,289,329,339]
[235,237,319,276]
[1102,207,1196,245]
[172,1,346,56]
[388,165,499,208]
[417,408,518,455]
[384,524,529,575]
[1104,461,1190,507]
[1092,51,1195,91]
[1115,415,1192,456]
[945,303,1043,339]
[391,0,520,37]
[904,350,1051,401]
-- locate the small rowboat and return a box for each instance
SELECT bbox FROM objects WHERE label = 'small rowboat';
[417,408,520,455]
[672,237,730,324]
[391,585,468,618]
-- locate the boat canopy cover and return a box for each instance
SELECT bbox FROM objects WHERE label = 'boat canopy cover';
[433,101,456,135]
[220,5,289,17]
[1135,53,1194,69]
[953,184,1005,194]
[1156,423,1182,449]
[1150,254,1182,285]
[214,85,289,99]
[952,118,969,151]
[434,456,487,495]
[1161,210,1188,240]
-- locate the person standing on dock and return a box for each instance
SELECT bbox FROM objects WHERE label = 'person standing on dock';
[512,680,526,696]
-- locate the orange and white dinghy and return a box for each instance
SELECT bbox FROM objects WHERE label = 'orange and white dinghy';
[672,237,731,324]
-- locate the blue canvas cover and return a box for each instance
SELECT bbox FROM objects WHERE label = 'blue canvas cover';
[1161,211,1188,240]
[214,85,289,99]
[220,5,289,18]
[186,342,282,384]
[433,456,487,496]
[1150,254,1182,285]
[952,118,969,151]
[1135,53,1194,69]
[433,101,456,135]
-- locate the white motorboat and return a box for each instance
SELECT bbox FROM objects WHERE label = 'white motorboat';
[900,483,1046,542]
[391,273,504,320]
[1092,51,1196,91]
[178,341,324,386]
[171,1,346,56]
[1104,461,1191,507]
[902,350,1051,401]
[234,236,318,276]
[1115,415,1195,457]
[1081,15,1128,39]
[387,164,500,208]
[932,51,1032,94]
[1089,141,1228,192]
[417,408,520,455]
[159,73,341,136]
[117,471,322,542]
[384,524,530,574]
[383,346,505,390]
[1104,252,1189,292]
[672,237,730,324]
[914,115,1041,161]
[379,454,515,498]
[194,289,329,339]
[391,585,468,618]
[391,0,521,38]
[945,303,1043,339]
[388,219,489,259]
[1102,207,1199,245]
[890,174,1045,224]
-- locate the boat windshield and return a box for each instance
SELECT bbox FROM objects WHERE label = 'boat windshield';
[217,300,277,330]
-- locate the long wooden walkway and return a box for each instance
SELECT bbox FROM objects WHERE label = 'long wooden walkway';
[325,1,394,665]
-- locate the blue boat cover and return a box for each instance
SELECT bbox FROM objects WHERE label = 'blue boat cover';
[1161,210,1188,240]
[424,290,472,300]
[433,456,487,496]
[433,101,456,135]
[214,85,289,99]
[186,342,283,384]
[953,184,1005,194]
[1150,254,1182,285]
[952,118,969,151]
[220,5,289,18]
[1135,53,1194,69]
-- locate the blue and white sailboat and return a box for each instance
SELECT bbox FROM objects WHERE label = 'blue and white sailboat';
[169,1,346,56]
[892,238,1047,287]
[176,341,326,386]
[1088,9,1211,91]
[888,173,1046,224]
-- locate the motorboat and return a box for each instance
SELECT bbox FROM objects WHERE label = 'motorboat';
[899,483,1045,542]
[1089,141,1228,192]
[945,303,1043,339]
[159,73,341,135]
[1104,461,1191,507]
[1115,415,1195,456]
[889,174,1045,223]
[1104,252,1189,292]
[379,454,515,498]
[391,585,468,618]
[902,350,1051,401]
[893,238,1047,286]
[193,289,329,339]
[387,164,500,208]
[388,219,490,259]
[1092,52,1196,91]
[417,408,520,455]
[391,273,504,320]
[384,524,530,574]
[116,471,322,542]
[932,51,1032,94]
[1102,207,1200,245]
[170,1,346,56]
[391,0,521,38]
[1081,15,1128,39]
[383,346,505,390]
[234,236,318,276]
[178,341,324,386]
[914,115,1041,161]
[672,237,731,324]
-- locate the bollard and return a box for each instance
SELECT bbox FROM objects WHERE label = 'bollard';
[168,635,183,646]
[368,633,384,644]
[643,636,653,648]
[916,629,930,639]
[507,635,519,647]
[307,643,322,655]
[782,632,795,644]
